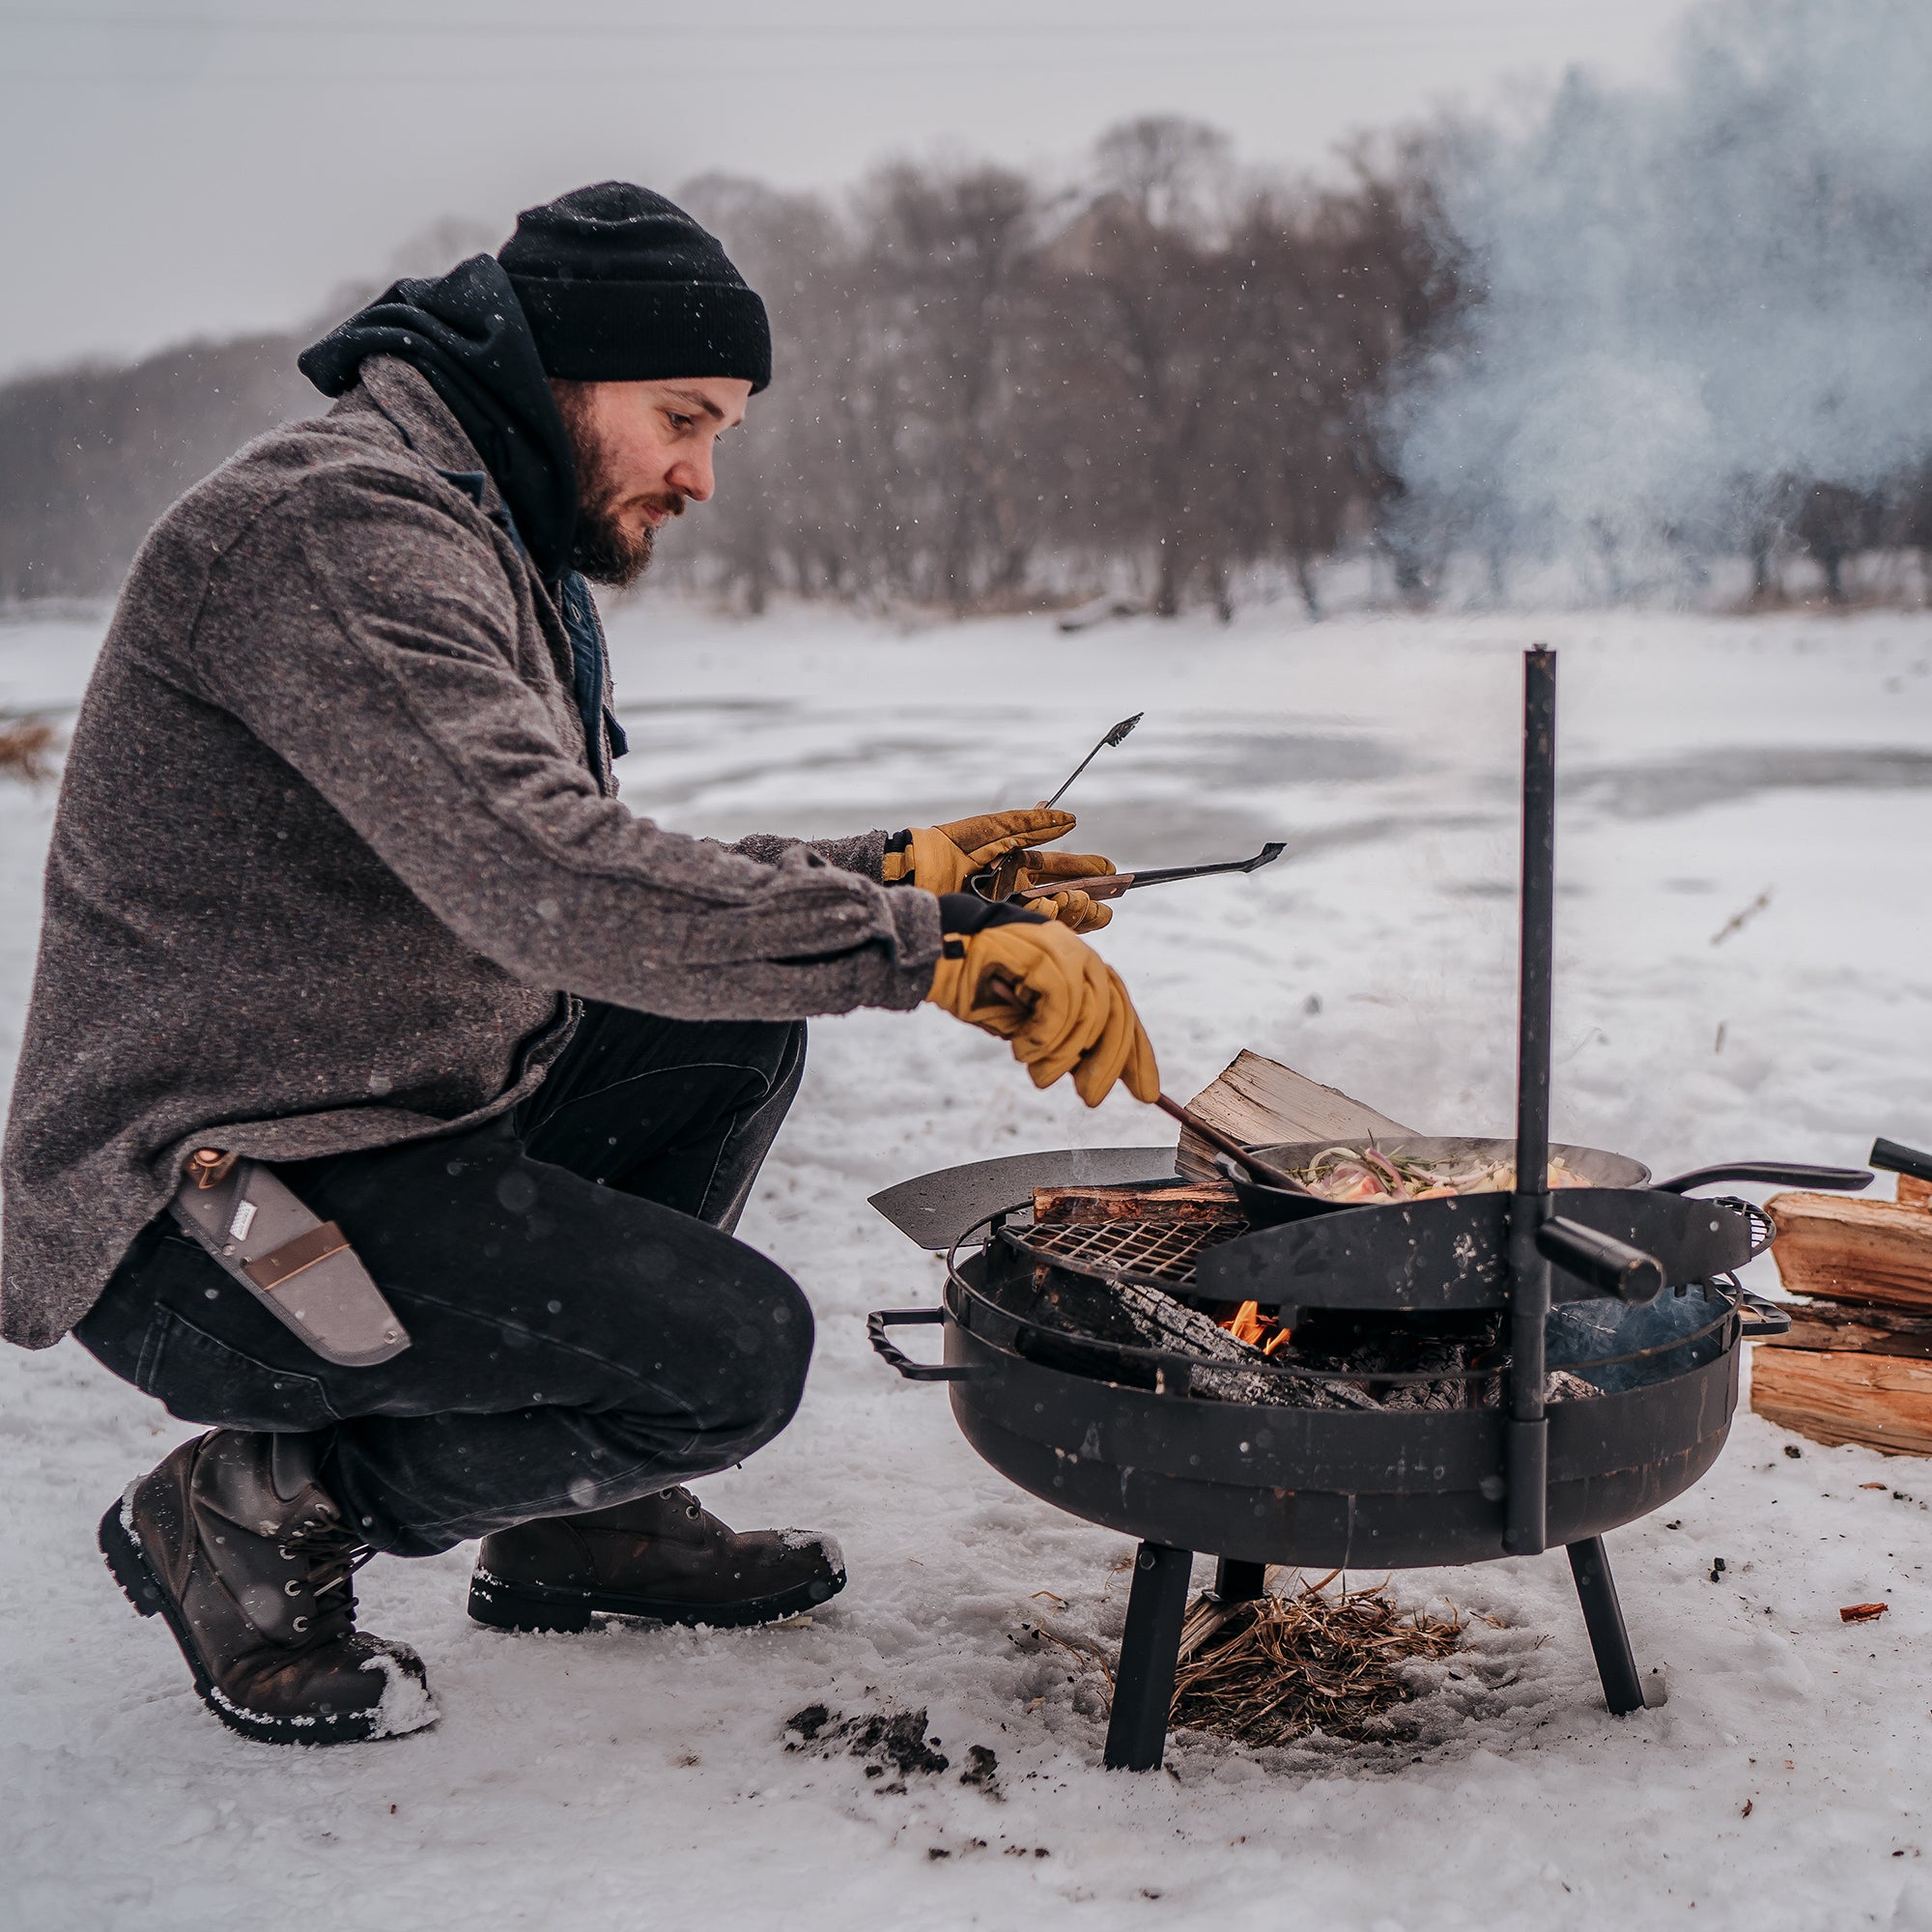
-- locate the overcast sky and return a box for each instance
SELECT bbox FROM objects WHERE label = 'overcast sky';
[0,0,1692,381]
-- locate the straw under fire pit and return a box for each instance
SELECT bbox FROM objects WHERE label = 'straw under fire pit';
[1169,1574,1470,1749]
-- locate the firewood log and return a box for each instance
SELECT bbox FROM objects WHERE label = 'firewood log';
[1173,1051,1413,1181]
[1751,1346,1932,1457]
[1766,1193,1932,1310]
[1765,1299,1932,1359]
[1031,1181,1239,1225]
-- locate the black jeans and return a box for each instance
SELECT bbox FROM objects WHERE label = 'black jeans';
[75,1005,811,1557]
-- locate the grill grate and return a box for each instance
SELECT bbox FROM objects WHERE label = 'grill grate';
[1014,1214,1248,1286]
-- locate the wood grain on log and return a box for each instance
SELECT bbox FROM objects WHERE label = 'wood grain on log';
[1900,1175,1932,1210]
[1175,1051,1413,1181]
[1750,1347,1932,1457]
[1766,1193,1932,1309]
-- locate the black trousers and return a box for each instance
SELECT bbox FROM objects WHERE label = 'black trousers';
[75,1006,811,1557]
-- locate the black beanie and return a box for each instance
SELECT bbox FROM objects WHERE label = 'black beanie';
[497,182,771,392]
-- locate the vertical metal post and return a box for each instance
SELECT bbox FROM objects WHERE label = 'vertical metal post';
[1212,1557,1268,1603]
[1505,647,1556,1556]
[1103,1542,1194,1771]
[1567,1537,1652,1715]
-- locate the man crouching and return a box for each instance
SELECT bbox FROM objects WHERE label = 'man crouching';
[0,184,1155,1743]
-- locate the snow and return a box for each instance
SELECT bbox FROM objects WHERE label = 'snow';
[362,1651,439,1743]
[3,598,1932,1929]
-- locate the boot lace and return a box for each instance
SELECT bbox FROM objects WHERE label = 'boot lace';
[282,1518,376,1647]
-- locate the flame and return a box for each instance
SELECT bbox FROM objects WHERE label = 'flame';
[1221,1299,1293,1356]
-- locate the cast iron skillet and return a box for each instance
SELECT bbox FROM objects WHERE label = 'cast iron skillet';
[1216,1135,1867,1230]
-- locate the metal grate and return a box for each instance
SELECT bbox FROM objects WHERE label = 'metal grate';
[1012,1214,1248,1286]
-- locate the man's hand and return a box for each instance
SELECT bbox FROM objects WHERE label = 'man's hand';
[883,810,1117,928]
[925,895,1158,1108]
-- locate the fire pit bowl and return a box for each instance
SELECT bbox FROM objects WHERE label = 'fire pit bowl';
[910,1240,1744,1572]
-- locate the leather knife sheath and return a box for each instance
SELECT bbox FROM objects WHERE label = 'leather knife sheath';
[168,1155,411,1368]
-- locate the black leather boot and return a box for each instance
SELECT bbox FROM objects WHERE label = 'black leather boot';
[469,1486,846,1633]
[99,1430,436,1745]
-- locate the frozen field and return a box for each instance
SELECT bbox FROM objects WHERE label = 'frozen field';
[3,598,1932,1930]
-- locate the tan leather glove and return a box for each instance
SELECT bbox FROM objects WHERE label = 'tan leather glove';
[882,810,1115,927]
[1018,887,1112,935]
[925,897,1159,1108]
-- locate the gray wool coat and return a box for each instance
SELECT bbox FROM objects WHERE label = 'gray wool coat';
[0,357,942,1350]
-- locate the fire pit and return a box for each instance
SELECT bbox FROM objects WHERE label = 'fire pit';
[869,650,1870,1770]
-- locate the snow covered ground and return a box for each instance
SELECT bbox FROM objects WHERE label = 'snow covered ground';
[3,598,1932,1930]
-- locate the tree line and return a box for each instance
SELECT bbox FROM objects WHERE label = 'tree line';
[2,111,1928,616]
[0,117,1456,616]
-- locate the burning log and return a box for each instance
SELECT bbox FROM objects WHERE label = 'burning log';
[1101,1269,1380,1410]
[1009,1182,1599,1410]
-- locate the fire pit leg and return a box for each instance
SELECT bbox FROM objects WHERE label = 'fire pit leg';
[1104,1542,1194,1772]
[1567,1536,1655,1715]
[1212,1557,1267,1603]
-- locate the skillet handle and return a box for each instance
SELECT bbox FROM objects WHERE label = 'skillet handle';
[867,1308,993,1382]
[1653,1162,1873,1195]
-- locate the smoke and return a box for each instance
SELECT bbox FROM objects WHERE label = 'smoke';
[1388,0,1932,586]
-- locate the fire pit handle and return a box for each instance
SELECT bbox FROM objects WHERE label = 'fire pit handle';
[1736,1291,1793,1339]
[1537,1215,1666,1304]
[867,1308,994,1383]
[1651,1161,1872,1195]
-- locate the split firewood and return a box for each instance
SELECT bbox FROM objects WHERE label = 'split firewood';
[1765,1299,1932,1360]
[1766,1192,1932,1310]
[1750,1346,1932,1457]
[1031,1181,1239,1226]
[1173,1051,1414,1181]
[1900,1175,1932,1210]
[1839,1603,1889,1624]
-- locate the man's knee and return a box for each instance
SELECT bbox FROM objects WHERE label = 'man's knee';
[606,1222,815,1462]
[716,1264,814,1453]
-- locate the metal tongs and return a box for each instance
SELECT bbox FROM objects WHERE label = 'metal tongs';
[967,713,1287,905]
[993,844,1287,905]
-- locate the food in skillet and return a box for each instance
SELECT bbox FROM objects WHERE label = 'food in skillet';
[1288,1146,1593,1204]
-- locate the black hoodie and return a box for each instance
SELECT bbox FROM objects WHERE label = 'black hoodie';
[299,255,578,584]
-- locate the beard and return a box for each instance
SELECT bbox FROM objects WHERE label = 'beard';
[552,383,684,588]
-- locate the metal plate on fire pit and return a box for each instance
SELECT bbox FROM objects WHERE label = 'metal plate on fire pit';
[869,1146,1179,1249]
[1197,1187,1758,1311]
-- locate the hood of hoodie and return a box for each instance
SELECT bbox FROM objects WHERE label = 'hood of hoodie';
[298,255,578,583]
